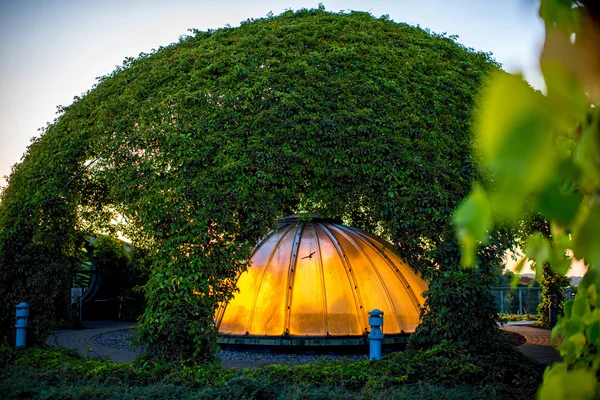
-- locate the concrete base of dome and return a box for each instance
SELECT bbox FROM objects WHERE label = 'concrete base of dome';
[217,333,411,354]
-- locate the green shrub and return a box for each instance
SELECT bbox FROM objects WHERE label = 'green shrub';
[410,267,502,353]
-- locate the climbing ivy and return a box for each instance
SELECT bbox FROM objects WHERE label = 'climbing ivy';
[537,262,571,328]
[0,8,504,361]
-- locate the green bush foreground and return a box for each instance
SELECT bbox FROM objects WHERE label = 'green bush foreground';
[1,344,543,399]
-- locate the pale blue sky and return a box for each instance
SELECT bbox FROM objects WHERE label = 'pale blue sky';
[0,0,544,185]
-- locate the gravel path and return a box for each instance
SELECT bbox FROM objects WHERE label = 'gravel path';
[91,329,368,366]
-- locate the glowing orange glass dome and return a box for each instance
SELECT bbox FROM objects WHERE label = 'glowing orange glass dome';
[216,215,427,343]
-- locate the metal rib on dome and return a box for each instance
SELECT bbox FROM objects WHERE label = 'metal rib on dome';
[216,215,427,343]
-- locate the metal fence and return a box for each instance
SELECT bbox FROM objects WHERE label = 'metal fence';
[490,287,542,315]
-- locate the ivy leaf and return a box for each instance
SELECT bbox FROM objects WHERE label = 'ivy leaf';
[513,257,527,274]
[476,73,556,221]
[572,206,600,267]
[538,369,597,400]
[575,124,600,188]
[453,186,492,267]
[524,233,551,267]
[572,291,590,318]
[585,320,600,344]
[536,177,582,227]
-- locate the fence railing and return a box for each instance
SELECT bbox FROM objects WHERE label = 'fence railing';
[490,287,542,315]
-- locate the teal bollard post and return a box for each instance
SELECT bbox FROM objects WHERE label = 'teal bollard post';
[15,302,29,347]
[368,309,384,360]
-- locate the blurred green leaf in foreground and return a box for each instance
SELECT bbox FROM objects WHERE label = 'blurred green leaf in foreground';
[453,0,600,398]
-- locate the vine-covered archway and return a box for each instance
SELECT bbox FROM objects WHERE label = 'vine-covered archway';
[0,8,507,361]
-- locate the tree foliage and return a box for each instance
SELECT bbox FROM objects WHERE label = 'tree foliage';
[0,8,503,361]
[453,0,600,398]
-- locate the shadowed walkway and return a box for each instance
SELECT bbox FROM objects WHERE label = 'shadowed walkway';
[46,320,137,362]
[46,321,283,368]
[46,320,563,366]
[502,322,563,365]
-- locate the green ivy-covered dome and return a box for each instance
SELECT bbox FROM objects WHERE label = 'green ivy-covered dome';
[0,8,499,360]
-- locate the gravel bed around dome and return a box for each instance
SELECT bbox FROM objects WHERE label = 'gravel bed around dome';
[218,349,368,364]
[90,329,146,352]
[91,329,369,364]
